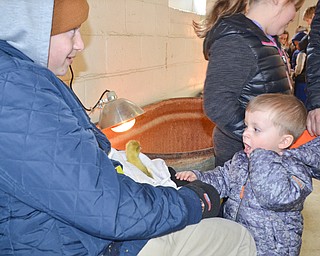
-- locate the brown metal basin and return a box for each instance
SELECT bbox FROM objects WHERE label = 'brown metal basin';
[102,97,215,171]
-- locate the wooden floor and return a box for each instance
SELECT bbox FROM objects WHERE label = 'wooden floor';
[300,178,320,255]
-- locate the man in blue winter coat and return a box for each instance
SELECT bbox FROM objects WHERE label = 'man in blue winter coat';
[0,1,256,255]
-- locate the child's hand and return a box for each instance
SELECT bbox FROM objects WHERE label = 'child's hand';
[175,171,197,182]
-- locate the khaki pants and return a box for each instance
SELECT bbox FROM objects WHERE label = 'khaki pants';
[138,218,256,256]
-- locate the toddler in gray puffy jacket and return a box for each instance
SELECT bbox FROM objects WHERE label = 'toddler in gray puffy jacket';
[177,93,315,255]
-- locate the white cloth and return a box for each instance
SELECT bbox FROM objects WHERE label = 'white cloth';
[109,148,177,188]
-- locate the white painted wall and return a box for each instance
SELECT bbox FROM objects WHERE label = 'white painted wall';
[66,0,207,122]
[67,0,318,123]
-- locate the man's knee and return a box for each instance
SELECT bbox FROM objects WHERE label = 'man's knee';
[139,218,256,256]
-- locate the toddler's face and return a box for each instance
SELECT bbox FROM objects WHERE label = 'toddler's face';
[242,110,284,156]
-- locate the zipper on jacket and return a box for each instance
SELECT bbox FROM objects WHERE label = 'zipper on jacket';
[235,163,250,222]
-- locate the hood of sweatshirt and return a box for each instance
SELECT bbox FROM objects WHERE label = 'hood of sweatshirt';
[287,136,320,179]
[0,0,53,67]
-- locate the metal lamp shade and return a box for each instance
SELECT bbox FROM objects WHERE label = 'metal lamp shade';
[98,93,144,129]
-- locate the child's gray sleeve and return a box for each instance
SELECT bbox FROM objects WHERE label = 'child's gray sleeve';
[192,161,232,198]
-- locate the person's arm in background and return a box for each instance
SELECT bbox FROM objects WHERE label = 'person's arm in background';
[294,51,306,76]
[204,35,256,141]
[306,0,320,136]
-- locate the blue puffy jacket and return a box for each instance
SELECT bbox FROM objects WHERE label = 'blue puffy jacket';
[0,40,202,256]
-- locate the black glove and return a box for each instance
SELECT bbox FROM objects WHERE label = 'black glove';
[168,166,190,187]
[184,180,220,219]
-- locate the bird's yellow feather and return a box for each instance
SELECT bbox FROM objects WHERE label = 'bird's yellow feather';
[125,140,153,178]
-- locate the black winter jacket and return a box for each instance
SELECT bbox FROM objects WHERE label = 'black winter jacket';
[306,0,320,111]
[203,14,291,141]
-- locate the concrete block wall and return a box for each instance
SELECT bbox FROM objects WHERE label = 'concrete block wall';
[66,0,207,123]
[65,0,317,123]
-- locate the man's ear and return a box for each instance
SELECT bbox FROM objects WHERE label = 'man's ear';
[279,134,294,149]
